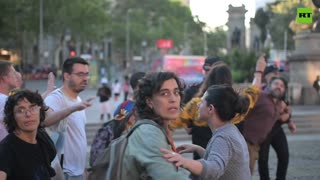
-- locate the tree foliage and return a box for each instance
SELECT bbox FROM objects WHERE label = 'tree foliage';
[254,0,318,50]
[223,49,257,83]
[110,0,205,55]
[0,0,110,48]
[206,26,227,56]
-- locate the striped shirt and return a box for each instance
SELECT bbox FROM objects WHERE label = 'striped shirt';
[199,123,251,180]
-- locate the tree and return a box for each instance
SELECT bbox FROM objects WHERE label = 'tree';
[223,49,257,83]
[0,0,111,49]
[206,26,227,56]
[255,0,318,50]
[254,8,269,44]
[109,0,205,56]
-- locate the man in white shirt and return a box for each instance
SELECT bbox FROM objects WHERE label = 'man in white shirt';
[0,61,18,141]
[45,57,91,180]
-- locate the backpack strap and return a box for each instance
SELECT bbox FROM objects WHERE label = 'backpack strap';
[126,120,170,145]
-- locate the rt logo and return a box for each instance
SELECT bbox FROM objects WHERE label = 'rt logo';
[296,8,312,24]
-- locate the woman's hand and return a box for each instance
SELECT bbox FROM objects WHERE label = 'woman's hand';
[176,144,197,154]
[160,148,187,168]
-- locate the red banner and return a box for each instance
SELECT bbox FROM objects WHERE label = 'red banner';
[157,39,173,49]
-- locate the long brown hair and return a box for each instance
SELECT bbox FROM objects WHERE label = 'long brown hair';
[196,62,233,97]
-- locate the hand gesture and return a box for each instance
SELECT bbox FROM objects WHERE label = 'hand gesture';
[256,54,267,72]
[176,144,197,154]
[160,148,187,168]
[75,97,95,111]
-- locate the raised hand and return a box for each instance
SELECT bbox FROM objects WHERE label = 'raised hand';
[47,72,56,93]
[256,54,267,73]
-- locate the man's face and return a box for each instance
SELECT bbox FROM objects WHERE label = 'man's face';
[4,65,18,90]
[203,64,212,76]
[270,79,285,99]
[65,63,89,93]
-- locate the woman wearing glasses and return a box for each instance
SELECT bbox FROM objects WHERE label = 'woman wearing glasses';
[0,90,56,180]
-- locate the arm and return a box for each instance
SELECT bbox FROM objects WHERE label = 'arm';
[130,125,190,179]
[278,101,291,123]
[43,97,94,127]
[177,144,206,158]
[42,72,55,99]
[252,55,266,87]
[198,136,231,179]
[232,86,260,124]
[162,136,231,179]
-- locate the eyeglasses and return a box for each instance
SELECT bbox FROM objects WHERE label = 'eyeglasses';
[15,105,40,116]
[71,72,90,78]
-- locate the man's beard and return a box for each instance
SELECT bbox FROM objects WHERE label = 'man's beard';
[271,89,283,99]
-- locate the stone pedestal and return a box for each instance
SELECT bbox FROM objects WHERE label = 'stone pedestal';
[288,32,320,105]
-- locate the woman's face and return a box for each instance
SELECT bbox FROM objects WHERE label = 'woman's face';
[147,78,181,122]
[13,98,40,133]
[198,92,211,122]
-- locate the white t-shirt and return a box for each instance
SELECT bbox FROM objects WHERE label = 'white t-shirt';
[112,82,121,94]
[0,93,8,141]
[45,88,87,176]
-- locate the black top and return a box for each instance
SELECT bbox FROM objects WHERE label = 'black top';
[97,85,112,102]
[183,83,202,104]
[0,133,51,180]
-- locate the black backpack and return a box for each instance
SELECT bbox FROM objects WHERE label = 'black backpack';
[88,120,169,180]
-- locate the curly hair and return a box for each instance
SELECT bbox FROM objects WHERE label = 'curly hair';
[4,89,49,133]
[134,72,185,126]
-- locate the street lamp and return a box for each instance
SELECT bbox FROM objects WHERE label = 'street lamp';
[125,9,132,68]
[39,0,43,64]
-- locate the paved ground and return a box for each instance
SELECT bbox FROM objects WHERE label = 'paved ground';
[25,80,320,179]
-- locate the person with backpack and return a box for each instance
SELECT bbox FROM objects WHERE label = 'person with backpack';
[89,100,135,167]
[120,72,190,179]
[89,72,145,168]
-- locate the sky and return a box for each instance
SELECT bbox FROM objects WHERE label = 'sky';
[189,0,273,30]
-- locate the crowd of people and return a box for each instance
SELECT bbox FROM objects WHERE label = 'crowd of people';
[0,54,301,179]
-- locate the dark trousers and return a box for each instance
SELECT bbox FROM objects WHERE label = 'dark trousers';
[258,123,289,180]
[191,126,212,160]
[124,92,129,101]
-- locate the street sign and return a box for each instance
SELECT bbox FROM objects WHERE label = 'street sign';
[157,39,173,49]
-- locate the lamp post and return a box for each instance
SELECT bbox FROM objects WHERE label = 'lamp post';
[125,9,132,68]
[39,0,43,65]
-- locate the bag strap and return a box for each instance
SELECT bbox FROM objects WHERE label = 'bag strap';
[126,120,170,145]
